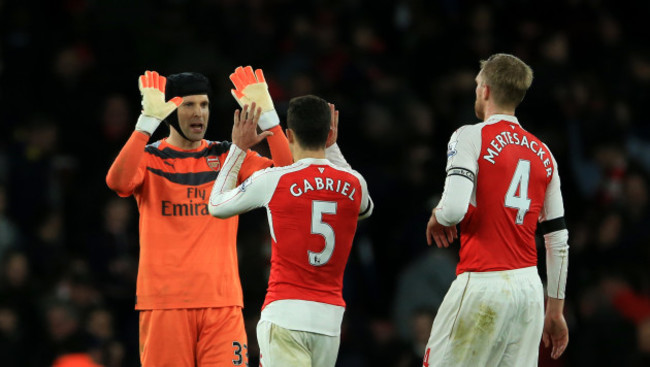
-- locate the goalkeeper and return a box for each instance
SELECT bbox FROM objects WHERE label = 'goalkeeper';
[106,68,292,366]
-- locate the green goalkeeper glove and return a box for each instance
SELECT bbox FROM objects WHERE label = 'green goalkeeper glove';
[230,66,280,131]
[135,70,183,135]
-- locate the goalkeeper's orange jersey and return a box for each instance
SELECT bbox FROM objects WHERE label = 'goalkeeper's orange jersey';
[106,128,291,310]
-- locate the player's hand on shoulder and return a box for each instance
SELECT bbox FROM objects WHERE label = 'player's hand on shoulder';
[135,70,183,135]
[232,102,273,151]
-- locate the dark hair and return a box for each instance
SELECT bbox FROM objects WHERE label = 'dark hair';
[286,95,331,150]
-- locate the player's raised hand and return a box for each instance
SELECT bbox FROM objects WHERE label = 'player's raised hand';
[229,66,279,131]
[326,102,339,148]
[426,209,458,248]
[135,70,183,135]
[232,102,273,151]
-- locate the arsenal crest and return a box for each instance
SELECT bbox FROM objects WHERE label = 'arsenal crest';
[206,157,221,172]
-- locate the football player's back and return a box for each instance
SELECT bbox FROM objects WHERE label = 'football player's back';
[457,118,555,274]
[265,161,364,309]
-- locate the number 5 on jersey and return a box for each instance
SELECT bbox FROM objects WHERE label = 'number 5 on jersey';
[505,159,531,225]
[309,200,337,266]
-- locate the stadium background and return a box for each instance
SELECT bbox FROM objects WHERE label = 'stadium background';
[1,0,649,366]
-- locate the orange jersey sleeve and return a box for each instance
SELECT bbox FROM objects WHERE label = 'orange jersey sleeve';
[266,125,293,167]
[239,149,274,182]
[236,125,290,180]
[106,131,149,197]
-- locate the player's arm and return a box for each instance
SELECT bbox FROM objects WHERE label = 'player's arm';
[539,152,569,359]
[426,176,472,248]
[323,102,350,169]
[326,143,350,168]
[539,152,569,300]
[323,104,350,169]
[356,173,374,220]
[106,132,149,196]
[208,147,273,218]
[426,126,479,247]
[106,71,182,195]
[230,65,292,167]
[433,170,475,225]
[324,102,373,218]
[208,103,275,218]
[435,126,479,225]
[266,125,292,167]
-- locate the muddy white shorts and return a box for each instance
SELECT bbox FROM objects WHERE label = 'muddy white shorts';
[257,320,340,367]
[422,266,544,367]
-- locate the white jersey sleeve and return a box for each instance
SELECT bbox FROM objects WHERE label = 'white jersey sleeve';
[539,151,565,222]
[355,170,373,220]
[326,143,373,219]
[539,151,569,299]
[325,143,351,169]
[445,125,481,173]
[435,125,480,226]
[208,144,279,218]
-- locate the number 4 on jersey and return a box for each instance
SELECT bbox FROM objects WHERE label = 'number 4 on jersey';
[505,159,531,225]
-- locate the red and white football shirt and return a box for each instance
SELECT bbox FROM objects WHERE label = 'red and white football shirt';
[443,114,563,274]
[208,145,373,335]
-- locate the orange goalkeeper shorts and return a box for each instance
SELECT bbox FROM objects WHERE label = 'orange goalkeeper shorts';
[139,306,248,367]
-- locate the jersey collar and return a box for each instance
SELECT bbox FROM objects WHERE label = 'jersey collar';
[159,138,208,152]
[296,157,331,165]
[485,114,520,125]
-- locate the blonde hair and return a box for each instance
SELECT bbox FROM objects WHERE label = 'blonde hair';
[479,53,533,108]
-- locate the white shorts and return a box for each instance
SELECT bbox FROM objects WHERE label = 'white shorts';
[423,266,544,367]
[257,320,340,367]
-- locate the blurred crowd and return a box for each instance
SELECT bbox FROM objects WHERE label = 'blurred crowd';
[1,0,650,366]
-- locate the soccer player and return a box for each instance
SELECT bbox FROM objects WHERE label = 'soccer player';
[208,95,373,367]
[423,53,569,366]
[105,69,292,366]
